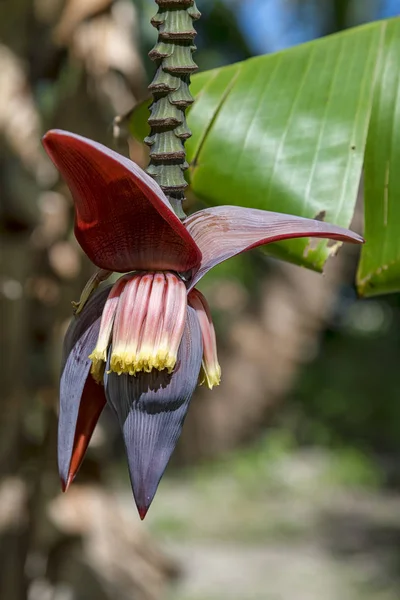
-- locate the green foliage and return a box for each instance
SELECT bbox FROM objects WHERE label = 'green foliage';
[325,448,382,488]
[131,17,400,296]
[293,294,400,456]
[356,22,400,296]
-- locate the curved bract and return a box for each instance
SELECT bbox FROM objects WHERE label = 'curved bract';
[105,306,202,519]
[185,206,364,289]
[59,313,106,490]
[43,130,202,274]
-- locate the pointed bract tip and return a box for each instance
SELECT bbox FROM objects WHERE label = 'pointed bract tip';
[60,469,75,493]
[60,476,69,493]
[345,231,364,244]
[137,504,149,521]
[42,129,68,149]
[134,482,159,520]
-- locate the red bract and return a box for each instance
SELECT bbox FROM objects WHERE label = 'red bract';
[43,130,201,274]
[43,130,363,519]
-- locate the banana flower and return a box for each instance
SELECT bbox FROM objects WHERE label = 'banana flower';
[43,130,363,519]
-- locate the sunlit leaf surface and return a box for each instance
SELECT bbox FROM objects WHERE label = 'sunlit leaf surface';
[356,19,400,297]
[131,18,400,294]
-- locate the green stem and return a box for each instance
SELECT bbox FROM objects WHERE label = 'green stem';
[146,0,200,219]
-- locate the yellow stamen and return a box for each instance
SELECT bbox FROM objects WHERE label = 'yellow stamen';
[188,288,221,390]
[199,363,221,390]
[88,276,129,383]
[89,350,107,384]
[108,272,187,377]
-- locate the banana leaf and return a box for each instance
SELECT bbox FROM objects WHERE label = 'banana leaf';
[130,17,400,296]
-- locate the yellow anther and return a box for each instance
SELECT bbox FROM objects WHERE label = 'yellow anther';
[89,350,107,384]
[199,363,221,390]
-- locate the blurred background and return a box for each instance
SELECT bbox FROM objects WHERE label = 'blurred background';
[1,1,400,599]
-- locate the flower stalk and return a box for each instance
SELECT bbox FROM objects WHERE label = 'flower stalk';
[145,0,200,219]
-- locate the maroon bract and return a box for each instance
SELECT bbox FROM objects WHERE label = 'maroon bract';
[43,130,363,519]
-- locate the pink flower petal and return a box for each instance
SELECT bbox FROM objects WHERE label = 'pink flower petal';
[89,276,130,382]
[110,272,187,375]
[184,206,364,288]
[42,130,202,273]
[188,289,221,389]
